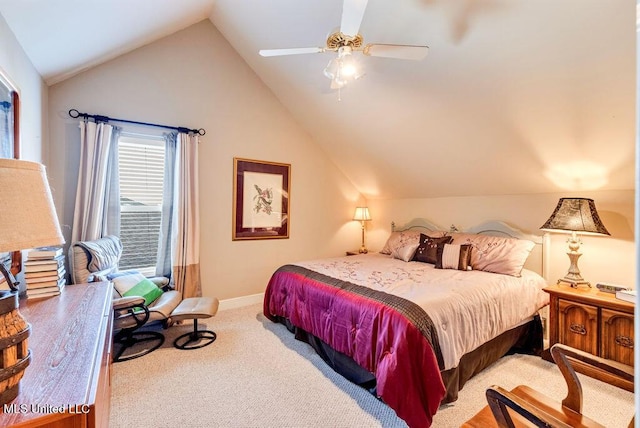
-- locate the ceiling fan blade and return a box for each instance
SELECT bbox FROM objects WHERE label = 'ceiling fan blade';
[340,0,369,37]
[259,47,325,57]
[363,44,429,60]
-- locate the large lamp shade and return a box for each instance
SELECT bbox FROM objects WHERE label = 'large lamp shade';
[540,198,610,236]
[0,158,64,253]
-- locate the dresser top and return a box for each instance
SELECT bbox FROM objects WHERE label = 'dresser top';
[0,282,112,426]
[544,284,634,313]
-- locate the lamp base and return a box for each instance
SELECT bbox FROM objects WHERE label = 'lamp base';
[557,277,591,289]
[358,247,368,254]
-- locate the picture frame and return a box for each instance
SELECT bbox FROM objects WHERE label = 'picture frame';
[233,158,290,240]
[0,68,18,159]
[0,67,21,278]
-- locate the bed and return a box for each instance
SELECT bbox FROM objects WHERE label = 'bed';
[263,219,550,427]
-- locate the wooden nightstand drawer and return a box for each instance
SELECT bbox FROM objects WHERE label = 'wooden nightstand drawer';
[558,299,598,355]
[600,308,634,365]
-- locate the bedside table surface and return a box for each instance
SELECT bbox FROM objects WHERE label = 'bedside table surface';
[543,284,634,314]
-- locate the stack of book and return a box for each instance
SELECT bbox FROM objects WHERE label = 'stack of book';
[24,247,66,299]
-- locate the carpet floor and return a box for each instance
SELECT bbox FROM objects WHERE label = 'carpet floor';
[109,303,634,427]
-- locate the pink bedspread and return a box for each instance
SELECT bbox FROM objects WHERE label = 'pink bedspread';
[263,265,446,428]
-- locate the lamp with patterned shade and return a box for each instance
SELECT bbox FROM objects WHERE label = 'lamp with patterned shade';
[540,197,610,288]
[353,207,371,254]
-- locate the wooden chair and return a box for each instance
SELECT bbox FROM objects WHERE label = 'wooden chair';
[462,343,634,428]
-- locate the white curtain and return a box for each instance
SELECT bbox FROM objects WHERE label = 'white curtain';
[71,121,121,243]
[156,132,201,298]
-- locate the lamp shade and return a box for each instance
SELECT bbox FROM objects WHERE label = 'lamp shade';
[0,159,65,252]
[540,197,610,236]
[353,207,371,222]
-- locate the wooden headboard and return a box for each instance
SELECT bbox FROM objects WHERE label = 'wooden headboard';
[391,218,548,280]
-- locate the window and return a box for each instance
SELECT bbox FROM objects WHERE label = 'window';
[117,134,165,276]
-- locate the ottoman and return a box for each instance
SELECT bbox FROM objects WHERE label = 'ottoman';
[171,296,219,350]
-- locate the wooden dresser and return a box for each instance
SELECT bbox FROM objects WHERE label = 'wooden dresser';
[544,284,634,390]
[0,282,113,427]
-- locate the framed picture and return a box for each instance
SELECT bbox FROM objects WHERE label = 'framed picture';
[0,67,21,278]
[233,158,290,240]
[0,69,19,159]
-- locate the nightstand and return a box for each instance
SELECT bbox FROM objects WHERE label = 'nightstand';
[544,284,634,390]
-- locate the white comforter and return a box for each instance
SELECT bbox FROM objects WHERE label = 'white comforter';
[295,253,549,370]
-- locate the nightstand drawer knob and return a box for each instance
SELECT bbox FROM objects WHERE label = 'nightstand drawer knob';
[569,323,587,335]
[615,335,634,349]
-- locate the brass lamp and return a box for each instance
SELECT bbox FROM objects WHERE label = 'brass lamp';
[540,197,609,288]
[353,207,371,254]
[0,158,65,404]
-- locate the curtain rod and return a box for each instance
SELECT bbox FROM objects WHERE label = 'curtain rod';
[68,109,206,136]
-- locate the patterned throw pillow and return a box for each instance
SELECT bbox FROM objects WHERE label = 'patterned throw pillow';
[391,243,420,262]
[413,234,453,264]
[450,233,535,277]
[435,243,472,271]
[380,231,421,255]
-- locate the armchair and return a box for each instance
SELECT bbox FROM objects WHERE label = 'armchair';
[70,236,218,362]
[463,343,634,428]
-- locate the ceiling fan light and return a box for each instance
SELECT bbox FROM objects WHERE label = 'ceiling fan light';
[323,57,340,79]
[340,56,358,77]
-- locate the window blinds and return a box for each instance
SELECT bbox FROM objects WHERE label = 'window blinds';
[117,136,165,275]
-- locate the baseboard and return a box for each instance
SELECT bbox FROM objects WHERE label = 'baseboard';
[219,292,264,311]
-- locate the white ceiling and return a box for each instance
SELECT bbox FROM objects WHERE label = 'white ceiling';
[0,0,635,200]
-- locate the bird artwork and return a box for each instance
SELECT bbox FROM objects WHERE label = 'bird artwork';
[253,184,273,215]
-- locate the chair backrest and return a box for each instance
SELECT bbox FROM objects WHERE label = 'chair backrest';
[483,344,634,428]
[68,236,123,284]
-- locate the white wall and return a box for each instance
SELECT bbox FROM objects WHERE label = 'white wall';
[0,13,47,162]
[366,189,635,288]
[47,20,364,300]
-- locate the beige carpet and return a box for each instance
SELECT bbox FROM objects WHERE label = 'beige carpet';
[110,303,634,427]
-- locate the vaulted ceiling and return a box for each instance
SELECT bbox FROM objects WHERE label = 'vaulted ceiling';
[0,0,635,200]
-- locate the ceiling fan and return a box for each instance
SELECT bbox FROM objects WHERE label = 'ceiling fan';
[259,0,429,91]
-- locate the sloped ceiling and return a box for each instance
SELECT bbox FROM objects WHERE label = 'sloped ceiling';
[0,0,635,200]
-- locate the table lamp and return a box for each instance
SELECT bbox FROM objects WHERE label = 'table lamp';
[353,207,371,253]
[540,197,609,288]
[0,158,65,405]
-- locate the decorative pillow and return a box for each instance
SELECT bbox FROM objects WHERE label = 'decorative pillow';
[413,234,453,264]
[391,242,420,262]
[112,273,163,305]
[380,230,445,255]
[450,233,535,277]
[435,243,472,271]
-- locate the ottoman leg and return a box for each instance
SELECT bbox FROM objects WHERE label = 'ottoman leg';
[173,319,217,350]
